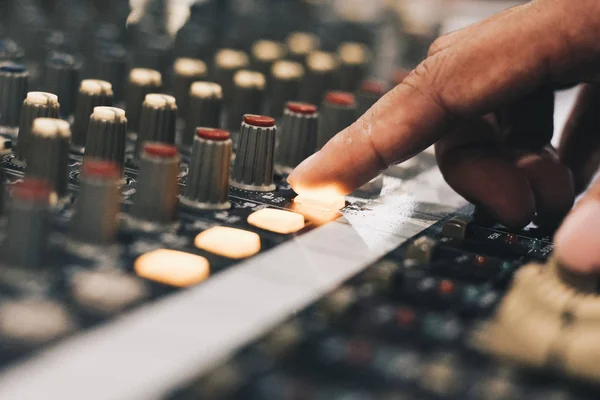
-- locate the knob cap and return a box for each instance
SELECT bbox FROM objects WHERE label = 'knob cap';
[26,118,71,200]
[286,32,320,64]
[226,70,265,132]
[172,57,207,120]
[336,42,370,92]
[84,106,127,174]
[231,115,276,192]
[0,64,28,135]
[135,93,177,158]
[183,81,223,147]
[15,92,60,164]
[43,52,82,118]
[95,43,128,102]
[182,128,232,210]
[251,40,286,78]
[317,91,356,149]
[71,79,114,151]
[2,179,51,269]
[130,143,180,226]
[267,60,305,119]
[70,160,120,245]
[276,102,318,171]
[299,51,338,105]
[213,48,249,104]
[356,80,386,117]
[125,68,163,134]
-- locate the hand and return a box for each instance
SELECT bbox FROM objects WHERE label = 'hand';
[288,0,600,273]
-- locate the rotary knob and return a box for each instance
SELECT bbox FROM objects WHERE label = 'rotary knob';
[285,32,320,64]
[94,43,128,102]
[336,42,370,92]
[135,94,177,158]
[316,91,357,149]
[231,115,276,192]
[183,81,223,147]
[267,60,305,119]
[42,52,82,118]
[299,51,338,105]
[213,48,249,104]
[0,64,28,135]
[356,80,386,117]
[125,68,163,134]
[15,92,60,164]
[276,102,318,172]
[251,40,286,79]
[172,57,207,121]
[84,106,127,174]
[226,70,265,132]
[182,128,232,210]
[71,79,114,152]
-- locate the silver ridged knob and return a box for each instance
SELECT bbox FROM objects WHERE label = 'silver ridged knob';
[15,92,60,164]
[71,80,114,152]
[226,70,265,133]
[70,160,120,245]
[84,106,127,174]
[213,48,249,104]
[356,80,386,117]
[299,51,338,105]
[42,52,82,118]
[183,81,223,147]
[130,143,180,226]
[276,102,318,171]
[172,58,207,120]
[26,118,71,200]
[2,179,51,269]
[286,32,320,64]
[0,64,28,135]
[267,60,304,119]
[182,128,232,210]
[336,42,370,92]
[231,115,276,192]
[135,94,177,158]
[125,68,162,134]
[317,91,356,149]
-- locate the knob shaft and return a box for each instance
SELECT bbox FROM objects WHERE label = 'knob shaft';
[125,68,163,134]
[135,94,177,158]
[172,57,207,120]
[226,70,265,132]
[15,92,60,164]
[43,52,82,118]
[183,81,223,147]
[70,160,120,245]
[0,64,28,135]
[71,80,114,151]
[182,128,232,210]
[267,60,304,119]
[26,118,71,200]
[231,115,276,192]
[276,102,318,171]
[84,106,127,174]
[317,91,356,149]
[130,143,180,226]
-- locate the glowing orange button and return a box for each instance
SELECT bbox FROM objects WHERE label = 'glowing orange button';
[134,249,210,287]
[194,226,261,259]
[247,208,305,234]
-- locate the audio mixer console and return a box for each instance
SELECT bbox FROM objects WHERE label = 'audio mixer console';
[0,0,597,399]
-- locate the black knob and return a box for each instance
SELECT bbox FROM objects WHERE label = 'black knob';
[84,106,127,175]
[276,102,318,172]
[285,32,320,64]
[15,91,60,164]
[317,91,356,149]
[172,57,207,121]
[336,42,370,92]
[213,48,249,104]
[268,60,305,119]
[130,143,180,227]
[226,70,265,132]
[0,38,25,64]
[43,52,82,118]
[356,80,386,117]
[26,118,71,201]
[299,51,339,105]
[70,160,120,245]
[125,68,163,134]
[71,79,114,152]
[183,81,223,147]
[135,93,177,158]
[2,179,51,269]
[182,128,232,210]
[231,115,276,192]
[251,40,286,79]
[0,64,28,135]
[95,43,128,102]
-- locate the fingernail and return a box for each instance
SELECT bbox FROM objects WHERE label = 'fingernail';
[554,200,600,273]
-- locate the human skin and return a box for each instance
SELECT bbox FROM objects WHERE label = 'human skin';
[288,0,600,274]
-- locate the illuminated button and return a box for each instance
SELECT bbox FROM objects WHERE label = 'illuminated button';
[134,249,210,287]
[293,188,346,211]
[247,208,305,234]
[194,227,260,259]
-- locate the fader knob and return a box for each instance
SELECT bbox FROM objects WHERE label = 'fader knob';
[182,128,232,210]
[135,94,177,158]
[84,106,127,174]
[95,43,128,102]
[226,70,265,132]
[251,40,286,78]
[231,115,276,192]
[26,118,71,201]
[130,143,180,227]
[317,91,356,149]
[299,51,338,105]
[267,60,305,119]
[125,68,163,134]
[213,49,249,103]
[0,64,28,135]
[356,80,386,117]
[70,160,120,245]
[276,102,318,171]
[2,179,51,269]
[337,42,370,92]
[15,92,60,164]
[43,52,82,118]
[183,81,223,147]
[71,80,114,152]
[172,58,207,120]
[286,32,320,64]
